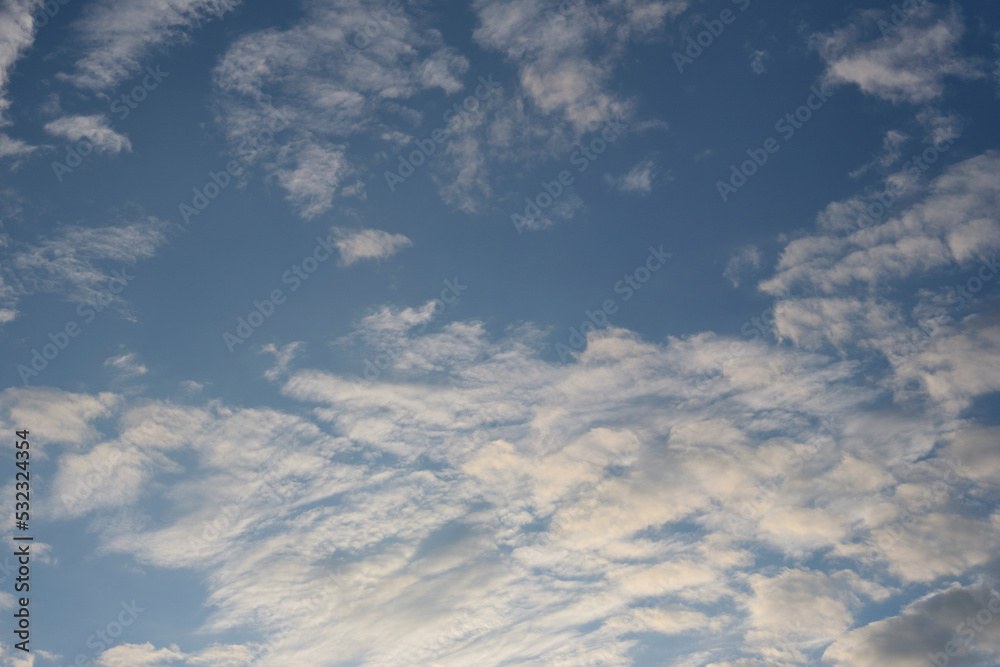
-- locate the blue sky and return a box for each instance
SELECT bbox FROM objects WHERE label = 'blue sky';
[1,0,1000,664]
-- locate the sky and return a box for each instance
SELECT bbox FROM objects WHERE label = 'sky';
[0,0,999,664]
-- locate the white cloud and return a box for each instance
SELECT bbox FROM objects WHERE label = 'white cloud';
[761,152,1000,299]
[850,129,909,177]
[210,0,681,216]
[35,302,1000,663]
[756,151,1000,420]
[0,0,43,123]
[180,380,203,394]
[749,49,768,74]
[332,227,413,266]
[871,511,999,583]
[941,425,1000,486]
[812,7,982,104]
[743,569,867,663]
[0,133,34,160]
[62,0,241,90]
[0,0,43,164]
[0,386,117,446]
[1,2,997,665]
[261,341,303,381]
[434,107,497,214]
[0,639,35,667]
[724,245,762,287]
[184,644,256,666]
[888,312,1000,416]
[604,157,663,195]
[95,642,185,667]
[272,140,349,219]
[412,0,682,212]
[43,115,131,153]
[771,296,903,351]
[104,351,148,380]
[2,216,168,322]
[28,146,1000,665]
[348,300,439,344]
[213,0,468,218]
[917,107,961,145]
[472,0,685,134]
[51,439,165,518]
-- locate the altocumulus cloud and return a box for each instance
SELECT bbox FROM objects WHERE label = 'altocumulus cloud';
[21,148,1000,660]
[0,0,998,665]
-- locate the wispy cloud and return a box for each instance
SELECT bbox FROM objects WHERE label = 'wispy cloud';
[43,115,132,153]
[272,140,349,219]
[261,341,303,381]
[0,0,44,161]
[2,217,168,323]
[0,0,43,122]
[749,48,769,74]
[604,157,664,195]
[332,227,413,266]
[812,6,982,104]
[104,351,148,381]
[62,0,241,91]
[850,129,909,178]
[0,133,34,160]
[724,244,762,287]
